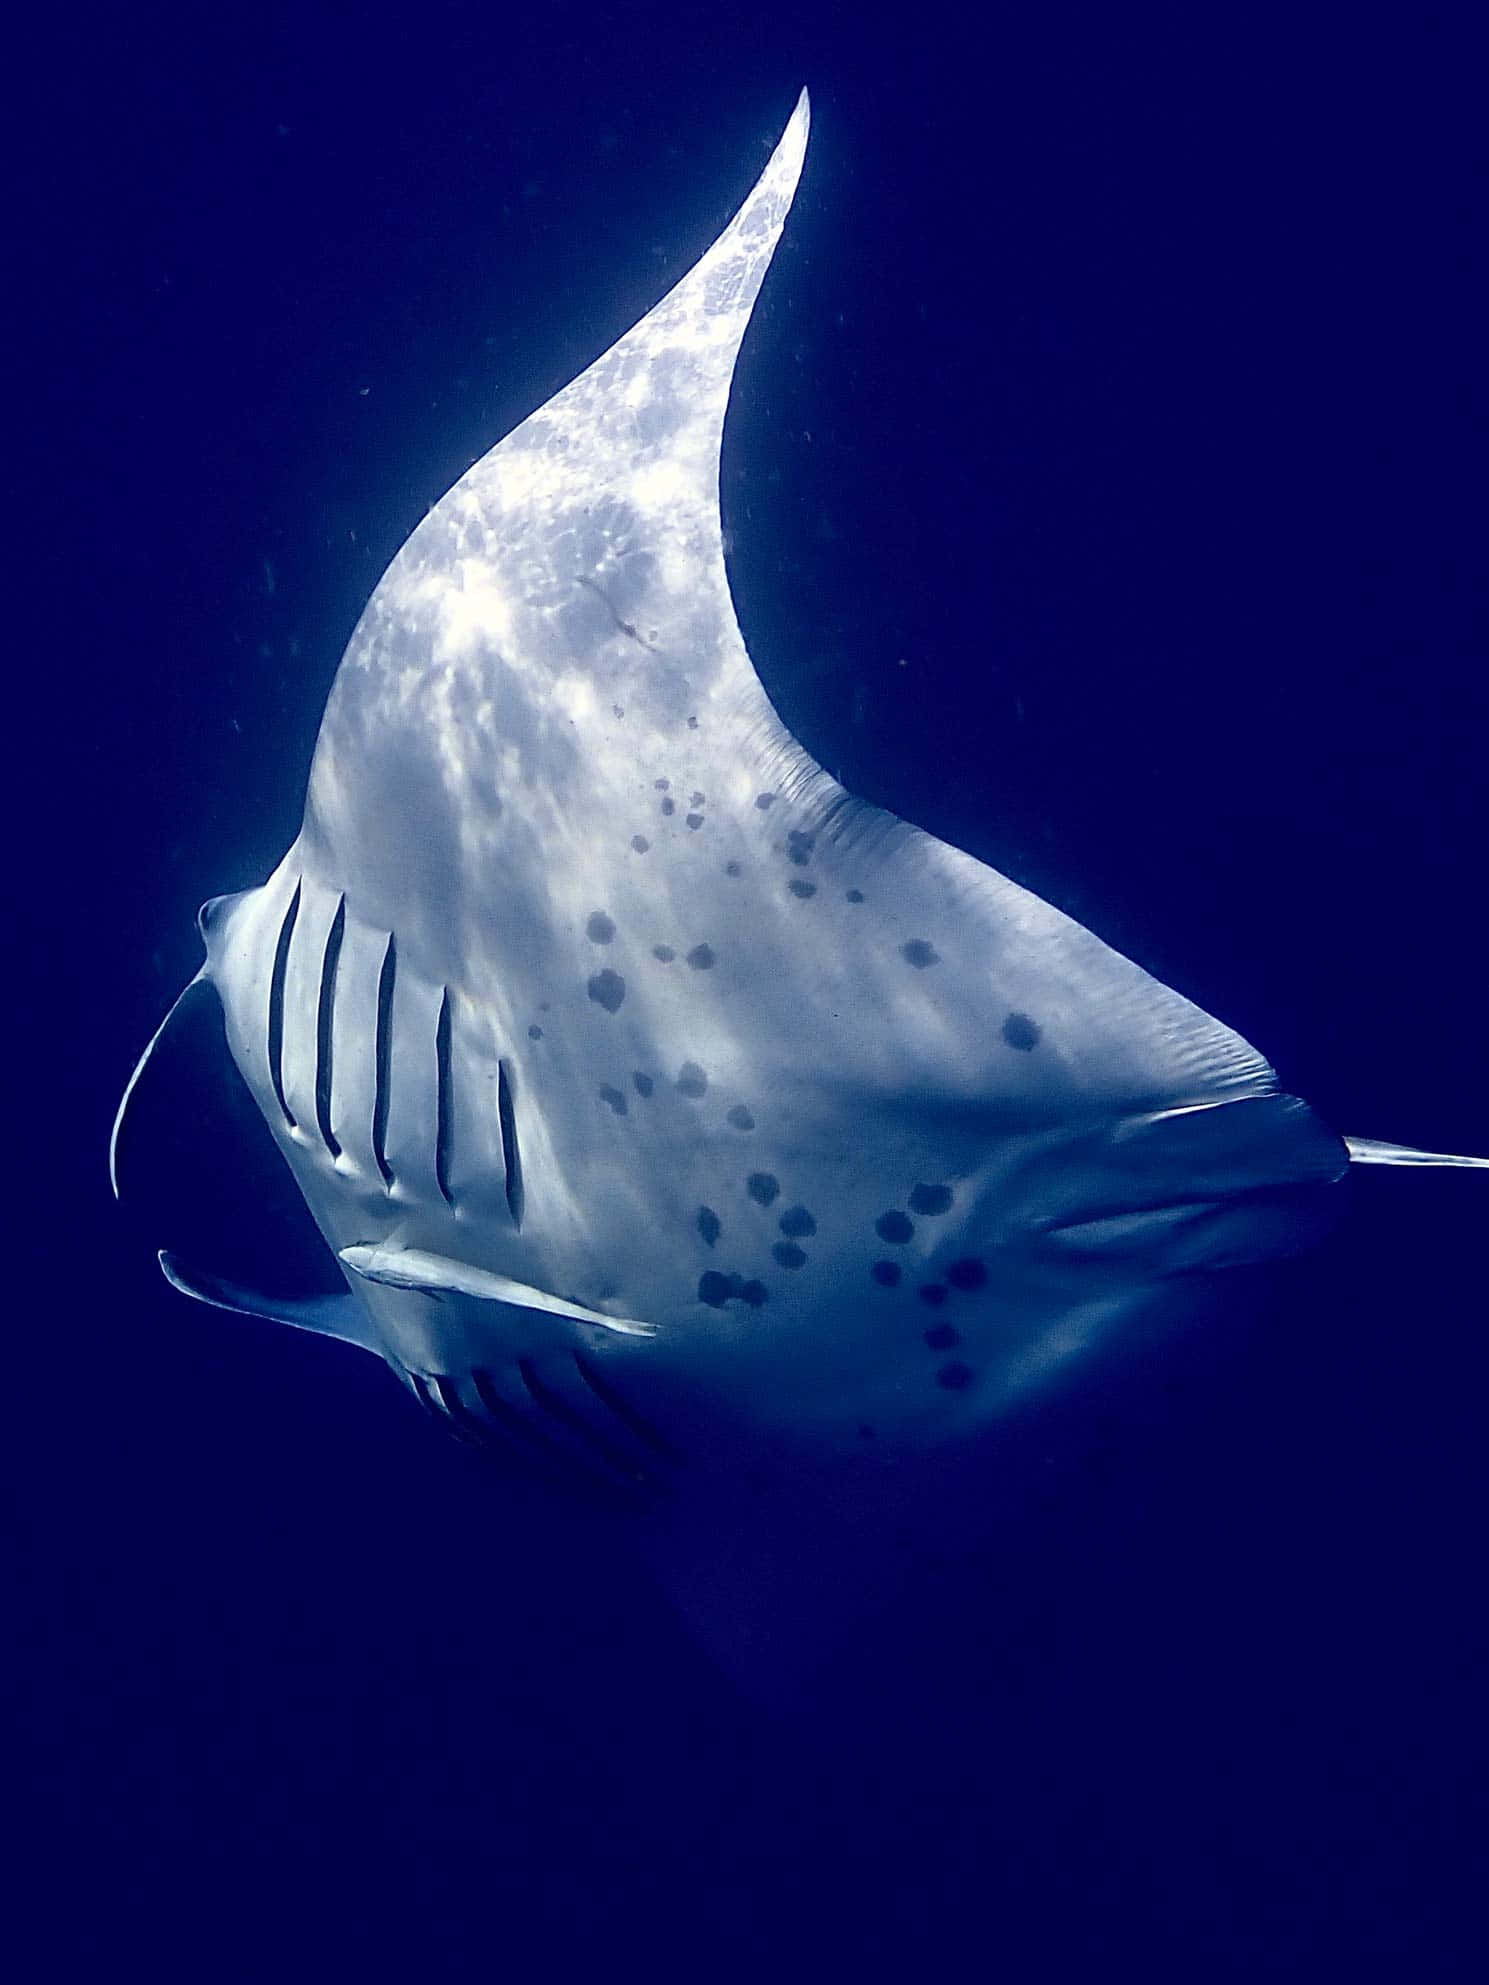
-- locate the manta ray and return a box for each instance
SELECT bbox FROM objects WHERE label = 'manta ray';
[112,92,1483,1679]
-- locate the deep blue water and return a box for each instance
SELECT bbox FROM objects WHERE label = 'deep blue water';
[15,4,1487,1977]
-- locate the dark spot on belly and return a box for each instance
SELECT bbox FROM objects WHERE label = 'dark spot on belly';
[846,889,864,904]
[778,1205,816,1238]
[726,1105,755,1131]
[598,1084,627,1115]
[632,1072,654,1097]
[654,778,670,791]
[786,830,815,866]
[754,793,776,810]
[724,861,741,877]
[685,944,715,970]
[924,1322,961,1350]
[747,1172,780,1207]
[901,939,940,969]
[587,969,625,1013]
[870,1260,902,1287]
[652,945,675,963]
[586,911,616,944]
[690,792,705,807]
[698,1270,769,1309]
[696,1206,721,1247]
[1002,1011,1042,1051]
[788,880,817,899]
[676,1062,707,1099]
[875,1210,914,1244]
[771,1242,807,1269]
[909,1182,953,1216]
[661,796,676,816]
[918,1283,948,1307]
[686,813,704,830]
[528,1024,543,1040]
[936,1361,974,1390]
[947,1257,988,1291]
[631,834,650,853]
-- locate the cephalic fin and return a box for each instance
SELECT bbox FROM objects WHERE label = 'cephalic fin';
[1344,1135,1488,1171]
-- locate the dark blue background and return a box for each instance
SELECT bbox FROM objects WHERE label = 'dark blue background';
[14,3,1486,1977]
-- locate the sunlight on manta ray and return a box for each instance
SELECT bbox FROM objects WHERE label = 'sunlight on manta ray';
[112,91,1485,1685]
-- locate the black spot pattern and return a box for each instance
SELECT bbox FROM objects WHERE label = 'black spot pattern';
[875,1210,914,1244]
[685,944,715,971]
[587,970,625,1014]
[788,880,817,899]
[754,793,776,810]
[786,830,815,866]
[901,939,940,969]
[772,1242,807,1269]
[586,911,615,944]
[690,792,705,807]
[696,1206,721,1247]
[924,1323,961,1351]
[654,779,670,791]
[686,814,703,830]
[936,1361,974,1390]
[1002,1011,1042,1051]
[947,1257,988,1291]
[661,796,676,816]
[918,1284,948,1307]
[909,1182,954,1216]
[778,1206,817,1239]
[846,889,864,904]
[871,1260,902,1287]
[632,1072,654,1097]
[697,1271,768,1309]
[652,945,675,963]
[747,1172,780,1207]
[676,1062,707,1099]
[631,835,650,853]
[724,862,741,877]
[598,1084,627,1115]
[528,1024,543,1040]
[726,1105,755,1131]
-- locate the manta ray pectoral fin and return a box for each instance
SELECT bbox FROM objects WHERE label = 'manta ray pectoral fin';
[338,1244,657,1338]
[159,1250,379,1351]
[1344,1136,1489,1170]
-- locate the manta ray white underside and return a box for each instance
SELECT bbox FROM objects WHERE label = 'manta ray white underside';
[112,92,1483,1681]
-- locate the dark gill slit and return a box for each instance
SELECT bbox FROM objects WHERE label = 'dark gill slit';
[434,987,454,1205]
[497,1059,523,1228]
[516,1358,638,1480]
[571,1352,677,1460]
[267,880,301,1127]
[372,932,396,1187]
[314,896,346,1158]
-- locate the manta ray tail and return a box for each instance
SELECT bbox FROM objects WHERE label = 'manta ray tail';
[1344,1136,1488,1170]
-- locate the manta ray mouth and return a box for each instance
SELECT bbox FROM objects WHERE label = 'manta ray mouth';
[1037,1182,1339,1271]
